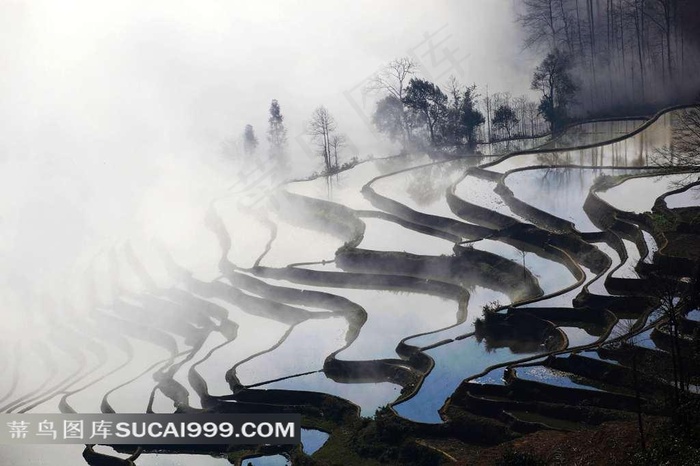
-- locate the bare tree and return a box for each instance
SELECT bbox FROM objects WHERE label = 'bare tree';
[513,95,529,136]
[366,57,418,102]
[654,107,700,169]
[329,134,347,170]
[526,100,541,136]
[483,87,493,142]
[307,106,338,174]
[627,0,647,97]
[520,0,563,50]
[366,57,418,143]
[558,0,576,54]
[647,0,675,79]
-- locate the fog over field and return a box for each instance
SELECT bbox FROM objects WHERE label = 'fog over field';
[2,2,700,465]
[0,0,537,317]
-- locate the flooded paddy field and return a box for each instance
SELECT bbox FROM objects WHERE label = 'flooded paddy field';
[487,111,674,174]
[664,184,700,209]
[4,107,700,465]
[597,172,700,214]
[504,167,642,232]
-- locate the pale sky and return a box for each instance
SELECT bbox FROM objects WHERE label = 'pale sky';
[1,0,536,158]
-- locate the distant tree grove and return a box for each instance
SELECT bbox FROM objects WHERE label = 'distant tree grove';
[519,0,700,114]
[367,58,550,154]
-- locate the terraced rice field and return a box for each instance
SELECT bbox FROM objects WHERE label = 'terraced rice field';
[3,107,699,464]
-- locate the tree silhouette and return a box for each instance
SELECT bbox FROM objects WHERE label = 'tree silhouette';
[403,78,448,146]
[531,49,577,131]
[267,99,288,166]
[492,104,520,139]
[307,106,339,173]
[243,124,259,156]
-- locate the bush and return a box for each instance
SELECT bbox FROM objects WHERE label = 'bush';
[397,441,442,466]
[482,300,503,315]
[498,448,547,466]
